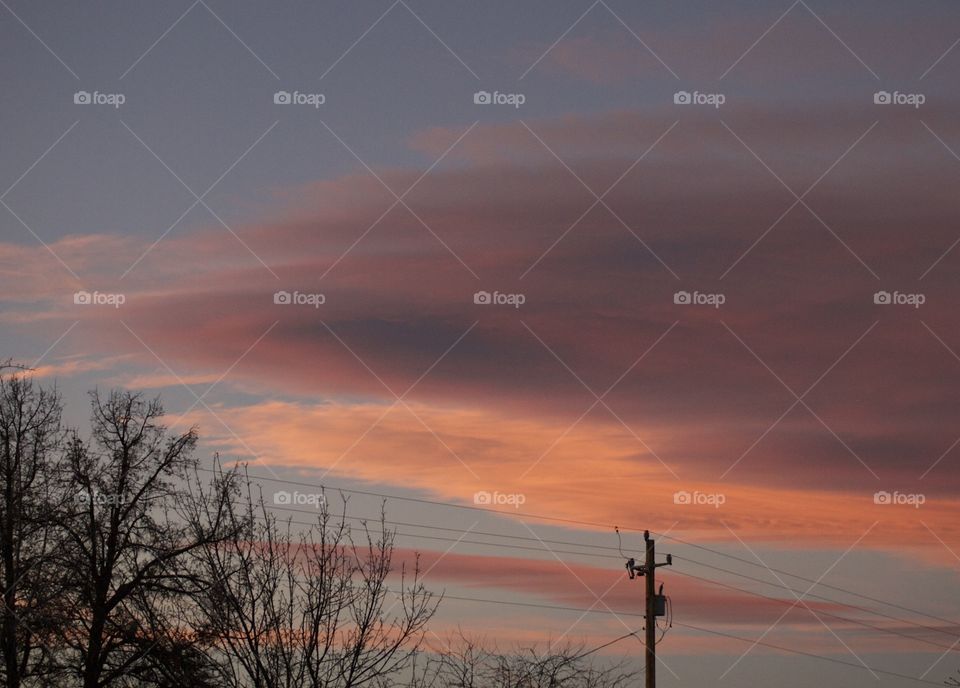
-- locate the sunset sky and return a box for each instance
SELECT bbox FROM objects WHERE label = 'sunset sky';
[3,1,960,684]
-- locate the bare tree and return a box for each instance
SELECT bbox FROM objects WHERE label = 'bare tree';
[192,481,438,688]
[0,366,69,688]
[57,390,239,688]
[418,631,640,688]
[0,374,636,688]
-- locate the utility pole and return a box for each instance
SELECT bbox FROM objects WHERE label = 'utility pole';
[624,530,672,688]
[644,532,657,688]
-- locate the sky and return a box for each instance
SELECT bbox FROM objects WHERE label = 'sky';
[3,1,960,685]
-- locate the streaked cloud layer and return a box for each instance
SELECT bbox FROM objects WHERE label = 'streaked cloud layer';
[4,1,960,680]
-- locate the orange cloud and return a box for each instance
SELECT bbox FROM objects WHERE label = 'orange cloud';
[189,399,960,549]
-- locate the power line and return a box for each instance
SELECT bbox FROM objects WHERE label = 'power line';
[202,468,960,642]
[250,503,624,561]
[271,499,960,642]
[674,553,960,644]
[656,531,960,634]
[436,594,949,686]
[672,620,948,687]
[263,502,626,556]
[670,569,959,652]
[440,594,643,619]
[570,630,645,663]
[255,501,960,652]
[201,491,960,676]
[195,466,631,531]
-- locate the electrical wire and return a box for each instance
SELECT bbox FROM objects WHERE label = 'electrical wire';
[673,554,960,644]
[567,629,644,663]
[252,501,960,652]
[195,466,620,532]
[672,620,949,687]
[197,467,960,645]
[654,531,960,633]
[435,594,950,686]
[262,502,626,557]
[670,569,960,652]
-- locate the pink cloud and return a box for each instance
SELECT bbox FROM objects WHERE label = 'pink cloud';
[6,104,960,545]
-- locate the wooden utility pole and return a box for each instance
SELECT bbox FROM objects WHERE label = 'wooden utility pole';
[645,532,657,688]
[624,530,672,688]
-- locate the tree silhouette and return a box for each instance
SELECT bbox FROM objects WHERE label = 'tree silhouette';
[0,365,69,687]
[58,390,240,688]
[190,481,437,688]
[0,366,637,687]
